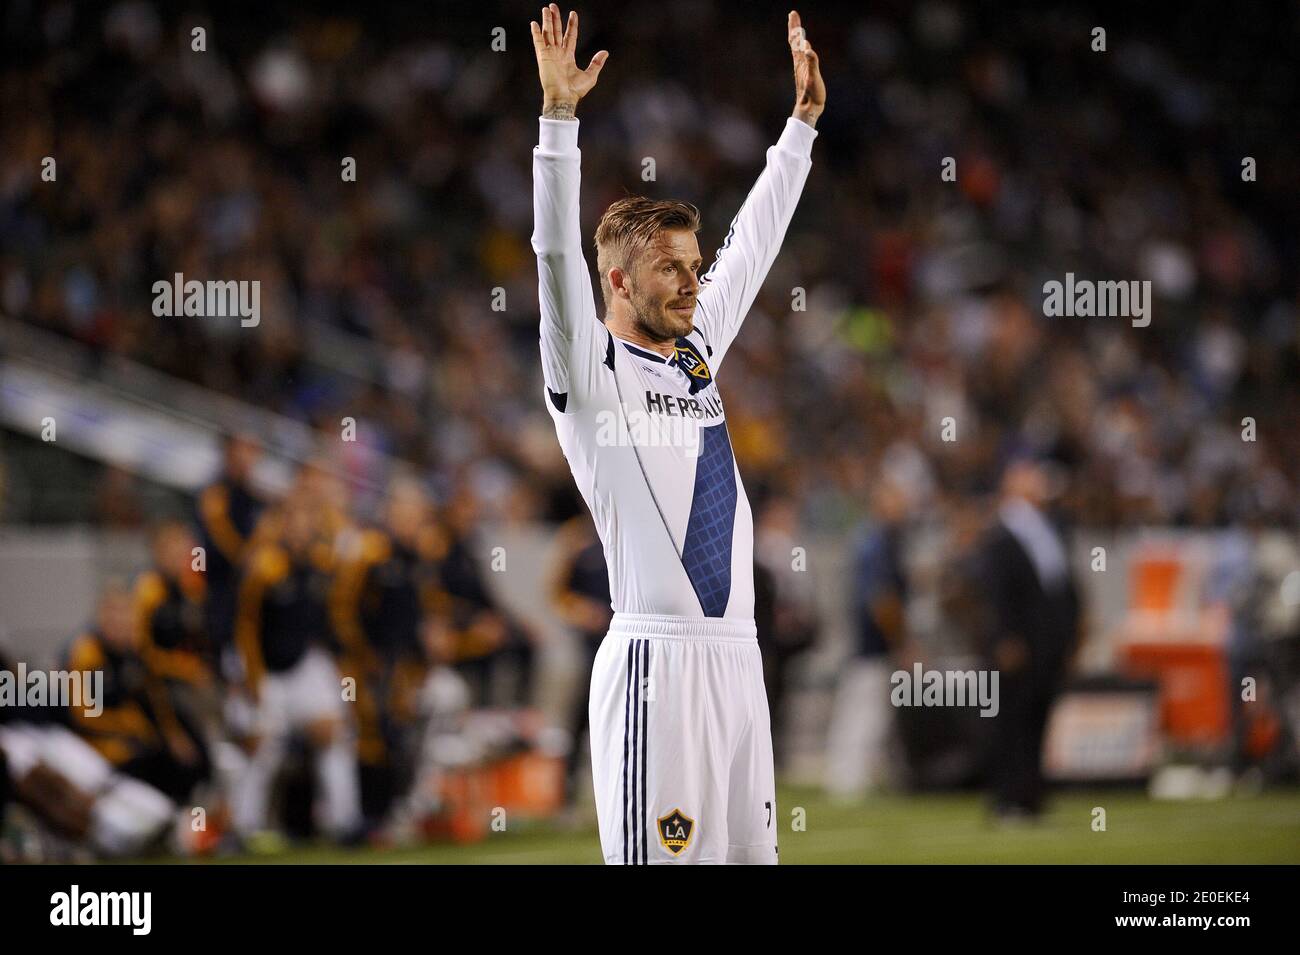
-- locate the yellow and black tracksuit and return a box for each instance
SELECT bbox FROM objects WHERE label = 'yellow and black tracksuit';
[429,526,535,707]
[196,476,265,654]
[331,527,441,819]
[234,541,338,697]
[64,631,209,803]
[548,516,612,804]
[134,569,213,687]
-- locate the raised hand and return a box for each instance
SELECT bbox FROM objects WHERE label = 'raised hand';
[788,10,826,128]
[530,4,609,119]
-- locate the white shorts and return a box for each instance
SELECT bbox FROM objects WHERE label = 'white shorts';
[0,724,113,791]
[256,646,347,737]
[588,613,778,865]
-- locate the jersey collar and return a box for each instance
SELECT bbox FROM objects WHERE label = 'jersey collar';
[610,333,713,394]
[612,334,676,365]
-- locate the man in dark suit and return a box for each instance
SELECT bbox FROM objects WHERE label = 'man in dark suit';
[979,457,1081,820]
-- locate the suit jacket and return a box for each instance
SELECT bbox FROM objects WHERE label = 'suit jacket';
[978,519,1081,684]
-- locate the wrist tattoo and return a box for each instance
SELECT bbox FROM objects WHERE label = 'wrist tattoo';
[543,102,577,120]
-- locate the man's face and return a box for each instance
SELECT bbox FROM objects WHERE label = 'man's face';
[226,435,259,480]
[97,591,137,650]
[625,229,702,343]
[1005,461,1049,507]
[873,479,911,524]
[385,484,428,542]
[153,523,194,576]
[282,499,318,554]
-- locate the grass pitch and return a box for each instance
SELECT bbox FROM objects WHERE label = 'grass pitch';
[190,785,1300,864]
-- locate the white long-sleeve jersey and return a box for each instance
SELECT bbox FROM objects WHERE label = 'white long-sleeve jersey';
[532,115,816,621]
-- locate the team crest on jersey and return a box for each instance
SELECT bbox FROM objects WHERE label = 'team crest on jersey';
[672,341,711,381]
[657,808,695,856]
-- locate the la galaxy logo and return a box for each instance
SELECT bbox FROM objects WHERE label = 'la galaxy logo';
[657,808,694,856]
[672,341,711,382]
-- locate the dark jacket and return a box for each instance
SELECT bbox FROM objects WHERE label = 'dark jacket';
[979,519,1080,683]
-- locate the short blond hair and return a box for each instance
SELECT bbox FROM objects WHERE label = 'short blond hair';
[594,196,701,313]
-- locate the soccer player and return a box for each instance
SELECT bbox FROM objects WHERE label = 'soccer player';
[547,514,611,810]
[331,476,441,823]
[195,433,265,668]
[136,520,212,688]
[231,493,362,844]
[65,582,210,806]
[1,648,178,858]
[529,5,824,864]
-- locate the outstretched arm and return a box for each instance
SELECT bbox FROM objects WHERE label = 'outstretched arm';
[530,5,609,411]
[693,10,825,371]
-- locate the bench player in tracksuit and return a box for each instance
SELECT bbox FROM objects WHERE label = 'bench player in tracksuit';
[331,477,442,825]
[232,494,361,842]
[136,521,213,690]
[195,434,265,676]
[66,582,210,806]
[0,643,177,859]
[529,6,824,863]
[548,514,611,810]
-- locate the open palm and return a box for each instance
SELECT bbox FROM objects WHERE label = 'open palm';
[530,4,608,108]
[788,10,825,121]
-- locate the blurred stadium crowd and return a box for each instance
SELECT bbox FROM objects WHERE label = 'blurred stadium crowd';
[3,1,1296,528]
[1,1,1298,858]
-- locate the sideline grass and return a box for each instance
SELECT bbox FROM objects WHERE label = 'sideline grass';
[175,786,1300,865]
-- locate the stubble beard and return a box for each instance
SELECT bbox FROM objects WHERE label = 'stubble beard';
[631,284,692,343]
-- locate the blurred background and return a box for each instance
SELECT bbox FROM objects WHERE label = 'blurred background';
[0,0,1297,862]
